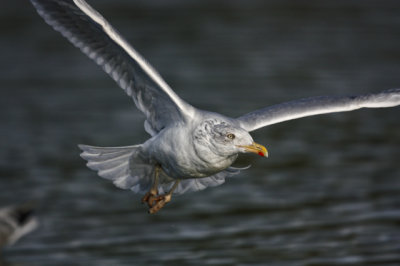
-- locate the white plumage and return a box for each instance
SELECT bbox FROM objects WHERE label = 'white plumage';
[31,0,400,213]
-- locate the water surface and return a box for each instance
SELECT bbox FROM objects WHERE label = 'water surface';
[1,1,400,265]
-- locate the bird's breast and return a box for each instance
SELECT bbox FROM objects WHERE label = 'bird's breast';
[145,128,234,179]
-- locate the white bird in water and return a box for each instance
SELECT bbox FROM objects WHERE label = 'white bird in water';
[31,0,400,214]
[0,203,38,248]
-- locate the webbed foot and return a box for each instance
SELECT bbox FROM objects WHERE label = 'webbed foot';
[145,179,180,214]
[148,194,172,214]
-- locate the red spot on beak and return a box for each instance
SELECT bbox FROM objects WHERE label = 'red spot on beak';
[258,151,264,157]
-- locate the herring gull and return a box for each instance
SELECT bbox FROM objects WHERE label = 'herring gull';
[31,0,400,213]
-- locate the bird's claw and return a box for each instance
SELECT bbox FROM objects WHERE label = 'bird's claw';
[141,186,158,206]
[142,177,179,214]
[148,194,172,214]
[142,191,172,214]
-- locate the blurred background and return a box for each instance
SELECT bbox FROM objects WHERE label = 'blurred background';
[1,0,399,265]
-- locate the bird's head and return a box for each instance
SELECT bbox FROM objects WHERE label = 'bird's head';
[194,119,268,161]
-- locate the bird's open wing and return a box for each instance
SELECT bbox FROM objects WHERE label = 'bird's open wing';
[31,0,195,135]
[237,88,400,132]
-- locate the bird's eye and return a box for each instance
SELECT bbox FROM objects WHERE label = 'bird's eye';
[227,133,235,140]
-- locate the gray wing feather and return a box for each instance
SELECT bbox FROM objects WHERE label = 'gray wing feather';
[237,88,400,132]
[31,0,195,135]
[157,166,249,195]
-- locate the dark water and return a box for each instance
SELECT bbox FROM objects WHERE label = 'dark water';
[1,0,400,265]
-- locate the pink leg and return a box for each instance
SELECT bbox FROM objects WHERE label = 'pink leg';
[141,166,161,207]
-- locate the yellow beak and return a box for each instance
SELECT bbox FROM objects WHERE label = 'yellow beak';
[238,142,268,157]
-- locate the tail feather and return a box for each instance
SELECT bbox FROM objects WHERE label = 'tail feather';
[78,145,137,153]
[97,161,130,179]
[113,174,141,189]
[79,145,136,160]
[86,153,131,169]
[82,150,132,162]
[78,144,154,192]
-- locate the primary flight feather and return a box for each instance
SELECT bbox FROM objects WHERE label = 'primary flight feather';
[31,0,400,213]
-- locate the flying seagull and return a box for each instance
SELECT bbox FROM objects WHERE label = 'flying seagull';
[0,203,38,248]
[31,0,400,214]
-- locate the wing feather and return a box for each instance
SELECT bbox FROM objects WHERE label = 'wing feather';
[237,88,400,132]
[31,0,195,135]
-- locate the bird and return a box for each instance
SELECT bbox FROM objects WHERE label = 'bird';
[31,0,400,214]
[0,203,38,248]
